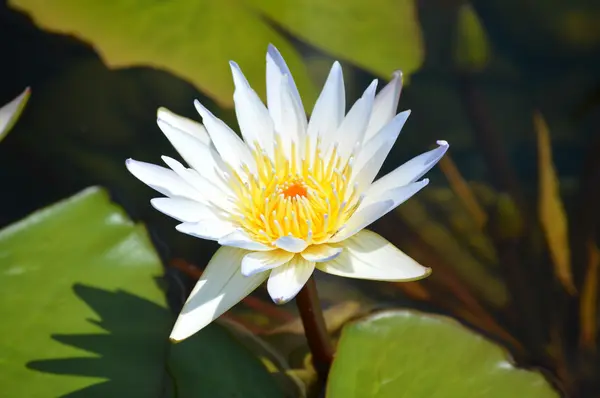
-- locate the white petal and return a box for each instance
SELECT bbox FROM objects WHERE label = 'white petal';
[170,246,267,341]
[125,159,199,200]
[219,229,274,251]
[157,107,210,146]
[194,100,256,174]
[366,141,449,201]
[352,111,411,191]
[331,179,429,243]
[274,235,308,253]
[267,255,315,304]
[328,199,393,243]
[266,45,305,145]
[307,62,345,155]
[241,250,294,277]
[364,71,402,142]
[301,244,343,262]
[0,87,29,141]
[161,156,231,211]
[319,229,430,281]
[278,73,307,160]
[230,61,275,156]
[150,197,217,223]
[176,220,236,241]
[334,79,377,161]
[157,118,232,194]
[266,44,303,113]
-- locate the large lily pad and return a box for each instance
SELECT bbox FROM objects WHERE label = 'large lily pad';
[8,0,424,107]
[0,187,282,397]
[327,310,559,398]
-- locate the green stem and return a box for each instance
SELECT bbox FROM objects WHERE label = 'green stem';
[295,276,334,381]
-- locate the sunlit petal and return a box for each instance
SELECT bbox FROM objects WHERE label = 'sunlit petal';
[307,61,345,155]
[157,107,211,145]
[352,110,411,188]
[365,141,448,202]
[267,255,315,304]
[334,79,377,161]
[151,197,219,223]
[319,230,430,281]
[170,247,267,341]
[219,230,274,251]
[157,117,232,194]
[230,61,275,156]
[266,44,304,131]
[274,235,308,253]
[125,159,200,201]
[364,71,402,142]
[194,100,256,174]
[176,220,236,241]
[332,179,429,243]
[301,244,343,262]
[241,249,294,276]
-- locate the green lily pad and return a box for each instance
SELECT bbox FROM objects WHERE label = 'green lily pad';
[249,0,424,81]
[327,310,559,398]
[0,187,282,397]
[7,0,314,107]
[8,0,424,107]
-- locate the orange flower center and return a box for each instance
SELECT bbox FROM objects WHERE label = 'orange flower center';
[281,181,308,198]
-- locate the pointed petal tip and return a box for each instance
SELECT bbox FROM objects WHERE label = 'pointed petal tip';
[436,140,449,147]
[392,70,403,79]
[404,266,432,282]
[267,43,280,57]
[193,100,215,121]
[156,106,168,118]
[331,60,343,73]
[366,79,379,96]
[229,60,241,74]
[271,296,291,305]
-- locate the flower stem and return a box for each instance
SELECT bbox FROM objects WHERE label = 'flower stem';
[296,276,334,381]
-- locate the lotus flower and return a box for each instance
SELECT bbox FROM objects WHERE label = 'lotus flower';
[126,45,448,341]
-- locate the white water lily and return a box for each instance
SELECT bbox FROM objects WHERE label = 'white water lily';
[0,88,30,142]
[126,45,448,342]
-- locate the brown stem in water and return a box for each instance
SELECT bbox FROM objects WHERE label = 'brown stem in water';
[296,276,334,381]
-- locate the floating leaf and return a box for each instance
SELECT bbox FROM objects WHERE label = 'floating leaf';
[534,112,576,294]
[250,0,424,81]
[169,325,285,398]
[327,310,559,397]
[7,0,314,107]
[0,87,29,142]
[0,187,282,397]
[0,187,168,397]
[9,0,425,106]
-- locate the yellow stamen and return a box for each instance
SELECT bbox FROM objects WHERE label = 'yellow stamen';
[230,137,357,246]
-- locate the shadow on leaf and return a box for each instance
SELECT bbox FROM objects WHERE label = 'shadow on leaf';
[26,284,172,398]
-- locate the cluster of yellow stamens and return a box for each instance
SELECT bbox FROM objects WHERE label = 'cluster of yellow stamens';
[228,136,361,246]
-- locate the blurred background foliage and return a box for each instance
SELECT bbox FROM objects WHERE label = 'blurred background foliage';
[1,0,600,396]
